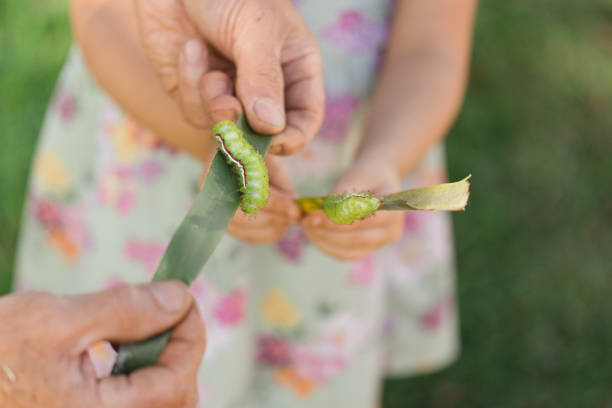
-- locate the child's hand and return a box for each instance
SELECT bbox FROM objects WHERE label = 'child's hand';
[135,0,325,155]
[227,156,301,243]
[301,164,404,260]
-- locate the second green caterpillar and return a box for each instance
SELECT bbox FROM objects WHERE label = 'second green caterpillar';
[324,192,381,224]
[213,120,269,214]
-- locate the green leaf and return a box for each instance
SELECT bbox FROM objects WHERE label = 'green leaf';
[380,175,471,211]
[112,115,270,375]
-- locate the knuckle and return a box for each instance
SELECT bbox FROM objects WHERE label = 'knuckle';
[252,67,283,90]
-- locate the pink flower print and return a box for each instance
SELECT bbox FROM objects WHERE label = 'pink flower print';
[134,160,165,183]
[124,239,166,276]
[257,336,293,366]
[276,228,308,263]
[116,190,136,213]
[153,139,178,155]
[96,173,137,214]
[348,255,375,286]
[322,10,387,53]
[53,90,77,121]
[292,313,368,383]
[33,198,63,230]
[420,298,452,331]
[403,212,422,234]
[292,346,348,384]
[214,289,246,326]
[62,208,93,250]
[103,277,125,289]
[31,197,93,259]
[319,92,359,142]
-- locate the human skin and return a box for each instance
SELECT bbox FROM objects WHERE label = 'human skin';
[167,0,477,255]
[71,0,477,259]
[70,0,325,157]
[301,0,478,260]
[0,282,205,408]
[70,0,311,244]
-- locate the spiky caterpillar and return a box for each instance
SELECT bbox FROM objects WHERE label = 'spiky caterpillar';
[323,192,381,225]
[213,120,269,214]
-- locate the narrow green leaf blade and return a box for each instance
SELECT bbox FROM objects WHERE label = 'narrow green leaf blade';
[112,116,270,375]
[380,175,471,211]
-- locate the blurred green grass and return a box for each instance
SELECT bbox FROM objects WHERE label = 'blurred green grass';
[1,1,612,406]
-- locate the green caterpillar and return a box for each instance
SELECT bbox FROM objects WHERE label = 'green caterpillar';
[213,120,269,214]
[323,192,381,225]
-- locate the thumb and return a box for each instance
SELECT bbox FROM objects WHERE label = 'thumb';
[234,39,286,134]
[70,281,193,347]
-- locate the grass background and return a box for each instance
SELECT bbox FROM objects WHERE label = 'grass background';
[1,1,612,406]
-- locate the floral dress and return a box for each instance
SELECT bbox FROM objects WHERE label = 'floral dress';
[15,1,459,406]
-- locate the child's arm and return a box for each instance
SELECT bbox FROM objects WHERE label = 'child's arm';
[302,0,477,260]
[356,0,477,176]
[70,0,232,163]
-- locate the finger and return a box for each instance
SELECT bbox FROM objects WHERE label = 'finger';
[227,216,291,243]
[227,227,289,243]
[307,238,373,261]
[205,94,243,124]
[269,110,323,155]
[200,70,233,101]
[134,0,197,93]
[157,304,206,370]
[227,214,291,243]
[264,187,301,220]
[265,155,296,196]
[97,305,205,408]
[228,187,299,221]
[301,211,400,231]
[177,39,209,127]
[269,50,324,155]
[234,39,286,134]
[228,208,291,229]
[303,225,402,250]
[69,282,192,347]
[199,71,242,123]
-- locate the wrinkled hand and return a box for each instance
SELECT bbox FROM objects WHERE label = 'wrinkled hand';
[227,155,300,243]
[136,0,325,155]
[0,282,205,408]
[301,164,404,260]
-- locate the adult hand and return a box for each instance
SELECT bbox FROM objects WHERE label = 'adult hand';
[0,282,206,408]
[136,0,325,155]
[227,155,301,243]
[301,163,404,260]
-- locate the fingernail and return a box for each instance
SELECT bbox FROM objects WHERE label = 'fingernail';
[253,98,285,129]
[151,282,189,312]
[203,79,229,100]
[185,40,202,65]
